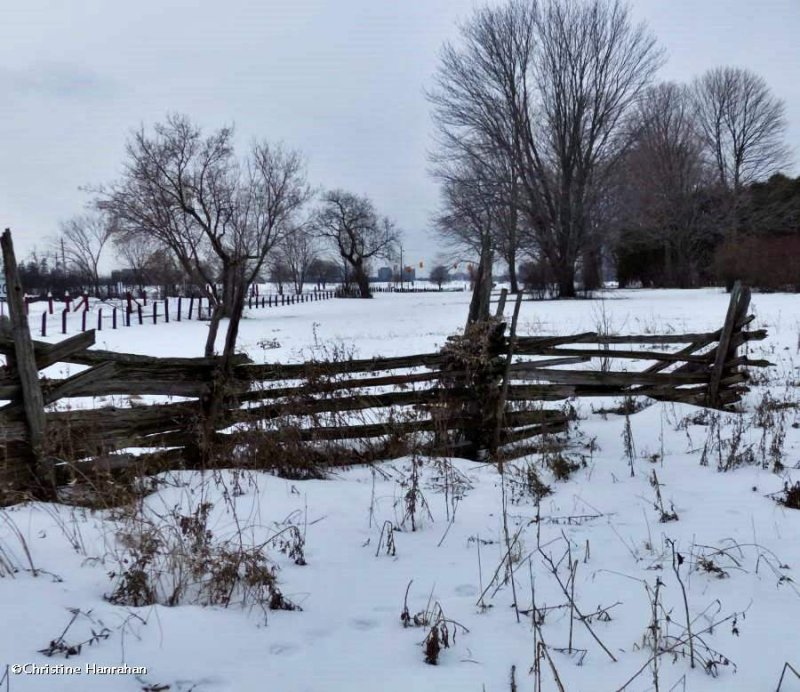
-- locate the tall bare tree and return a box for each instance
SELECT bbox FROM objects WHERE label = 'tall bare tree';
[98,114,310,358]
[435,164,497,323]
[430,0,663,297]
[693,66,790,194]
[313,190,398,298]
[616,82,714,286]
[431,126,523,294]
[58,211,113,295]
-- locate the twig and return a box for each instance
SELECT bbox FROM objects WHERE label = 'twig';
[539,542,618,662]
[615,611,739,691]
[668,539,695,668]
[776,662,800,691]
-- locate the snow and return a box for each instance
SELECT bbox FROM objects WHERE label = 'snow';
[3,288,800,691]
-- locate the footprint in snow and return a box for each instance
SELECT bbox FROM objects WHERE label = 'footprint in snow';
[454,584,478,597]
[349,618,378,631]
[269,642,300,655]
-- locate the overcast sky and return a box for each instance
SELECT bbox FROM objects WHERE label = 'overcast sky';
[2,0,799,269]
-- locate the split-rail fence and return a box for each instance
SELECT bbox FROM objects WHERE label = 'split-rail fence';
[0,229,769,501]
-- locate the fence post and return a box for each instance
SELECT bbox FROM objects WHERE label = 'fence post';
[137,305,143,325]
[41,311,47,337]
[112,307,117,329]
[707,281,749,408]
[81,311,87,332]
[177,297,182,321]
[62,308,68,335]
[1,229,52,493]
[64,290,71,312]
[153,302,158,324]
[164,297,170,323]
[47,292,54,314]
[97,308,102,331]
[188,296,194,319]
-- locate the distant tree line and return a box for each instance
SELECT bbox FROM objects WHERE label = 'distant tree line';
[428,0,795,306]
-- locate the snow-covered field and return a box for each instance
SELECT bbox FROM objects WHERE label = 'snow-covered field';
[3,288,800,691]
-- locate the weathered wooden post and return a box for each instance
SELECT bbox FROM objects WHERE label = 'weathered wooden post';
[41,311,47,337]
[1,229,53,494]
[62,308,68,334]
[707,281,749,408]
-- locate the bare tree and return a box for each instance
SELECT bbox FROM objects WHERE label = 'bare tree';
[276,226,318,294]
[616,82,715,286]
[58,211,113,295]
[268,255,292,295]
[435,165,497,323]
[114,232,157,290]
[429,0,663,297]
[97,114,310,358]
[429,264,451,289]
[307,257,342,289]
[313,190,398,298]
[431,127,523,293]
[693,66,790,194]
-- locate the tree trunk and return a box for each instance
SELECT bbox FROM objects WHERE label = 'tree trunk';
[353,262,371,298]
[506,183,519,293]
[204,301,224,357]
[466,240,493,326]
[221,264,237,318]
[194,281,247,468]
[556,264,576,298]
[581,247,602,292]
[507,252,518,294]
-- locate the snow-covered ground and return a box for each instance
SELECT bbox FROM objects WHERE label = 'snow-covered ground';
[2,288,800,691]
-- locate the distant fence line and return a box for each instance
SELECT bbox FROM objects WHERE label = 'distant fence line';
[23,289,339,337]
[23,285,467,337]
